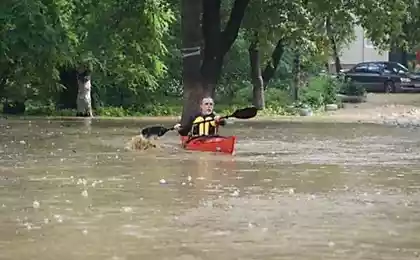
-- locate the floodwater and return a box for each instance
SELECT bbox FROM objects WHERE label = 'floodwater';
[1,117,420,260]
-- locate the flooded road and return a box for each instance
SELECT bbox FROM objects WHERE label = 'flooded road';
[1,118,420,260]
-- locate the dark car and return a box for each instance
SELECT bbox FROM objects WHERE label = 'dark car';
[342,61,420,93]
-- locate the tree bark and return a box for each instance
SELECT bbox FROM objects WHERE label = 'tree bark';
[261,39,285,89]
[181,0,203,125]
[326,17,342,73]
[200,0,250,96]
[181,0,250,123]
[200,0,222,97]
[76,69,93,117]
[58,68,78,109]
[248,35,264,109]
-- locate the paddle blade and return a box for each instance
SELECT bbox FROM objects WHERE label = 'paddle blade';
[230,107,258,119]
[141,126,168,138]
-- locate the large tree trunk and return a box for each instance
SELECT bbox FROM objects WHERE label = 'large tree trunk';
[181,0,203,125]
[261,39,285,89]
[200,0,251,94]
[76,69,93,117]
[181,0,250,123]
[326,17,342,73]
[201,58,223,98]
[292,51,300,101]
[248,36,264,109]
[200,0,222,98]
[58,68,78,109]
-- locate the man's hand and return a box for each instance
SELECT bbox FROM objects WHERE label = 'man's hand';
[173,123,182,130]
[214,115,221,122]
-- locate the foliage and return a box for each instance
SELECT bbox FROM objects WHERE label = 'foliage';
[0,0,174,106]
[338,77,367,96]
[352,0,410,51]
[299,75,341,109]
[1,0,418,117]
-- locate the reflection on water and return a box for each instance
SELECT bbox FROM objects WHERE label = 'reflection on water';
[1,118,420,260]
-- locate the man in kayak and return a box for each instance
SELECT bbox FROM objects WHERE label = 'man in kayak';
[173,97,226,137]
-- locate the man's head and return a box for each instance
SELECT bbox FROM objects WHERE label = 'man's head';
[200,97,214,115]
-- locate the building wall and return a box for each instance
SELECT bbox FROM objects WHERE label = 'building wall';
[329,25,389,72]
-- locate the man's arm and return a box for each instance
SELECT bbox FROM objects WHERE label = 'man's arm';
[175,114,196,136]
[214,113,226,126]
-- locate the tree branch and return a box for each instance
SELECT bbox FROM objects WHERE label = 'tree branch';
[202,0,222,57]
[249,32,260,80]
[220,0,250,55]
[326,16,342,73]
[262,39,285,88]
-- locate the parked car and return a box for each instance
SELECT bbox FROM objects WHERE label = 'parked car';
[341,61,420,93]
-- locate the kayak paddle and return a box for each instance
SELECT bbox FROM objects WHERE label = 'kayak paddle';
[140,106,258,138]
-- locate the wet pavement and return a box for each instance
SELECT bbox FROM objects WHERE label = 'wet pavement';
[1,118,420,260]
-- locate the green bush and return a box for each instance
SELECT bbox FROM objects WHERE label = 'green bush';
[141,103,182,116]
[265,88,293,107]
[338,77,366,96]
[25,106,76,116]
[24,100,56,115]
[225,85,294,115]
[95,106,128,117]
[95,103,183,117]
[227,81,253,105]
[218,81,294,115]
[299,74,341,109]
[267,78,291,91]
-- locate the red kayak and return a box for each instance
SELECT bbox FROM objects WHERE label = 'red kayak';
[180,135,236,154]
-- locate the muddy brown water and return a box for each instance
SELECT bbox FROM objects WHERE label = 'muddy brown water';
[1,117,420,260]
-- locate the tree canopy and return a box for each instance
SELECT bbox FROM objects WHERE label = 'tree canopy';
[0,0,418,117]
